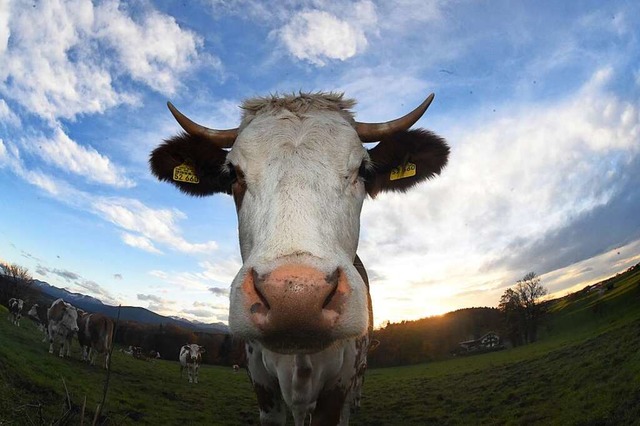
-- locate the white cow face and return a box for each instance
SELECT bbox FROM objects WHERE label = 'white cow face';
[61,304,79,333]
[182,344,205,362]
[150,93,449,354]
[224,106,370,353]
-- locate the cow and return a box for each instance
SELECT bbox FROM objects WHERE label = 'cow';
[7,298,24,326]
[232,364,240,373]
[47,299,79,358]
[27,303,49,341]
[77,312,114,369]
[179,344,205,384]
[150,92,449,425]
[131,346,147,360]
[350,338,379,413]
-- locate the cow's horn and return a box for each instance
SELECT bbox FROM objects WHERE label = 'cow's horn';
[355,93,435,142]
[167,102,238,148]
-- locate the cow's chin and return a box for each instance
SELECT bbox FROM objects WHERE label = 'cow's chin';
[230,316,368,355]
[259,331,339,355]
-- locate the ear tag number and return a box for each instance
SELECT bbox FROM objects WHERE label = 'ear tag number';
[173,163,200,184]
[390,162,416,181]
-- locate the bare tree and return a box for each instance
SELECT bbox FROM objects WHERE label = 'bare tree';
[499,272,548,345]
[0,262,34,302]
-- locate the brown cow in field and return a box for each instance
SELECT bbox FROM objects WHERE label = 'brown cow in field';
[150,92,449,425]
[77,312,114,369]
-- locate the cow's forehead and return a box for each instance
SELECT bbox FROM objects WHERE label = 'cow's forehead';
[228,109,366,174]
[239,92,357,124]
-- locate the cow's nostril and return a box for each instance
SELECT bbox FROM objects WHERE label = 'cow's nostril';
[322,268,340,309]
[252,269,270,310]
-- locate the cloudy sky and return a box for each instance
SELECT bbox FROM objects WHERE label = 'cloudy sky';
[1,0,639,327]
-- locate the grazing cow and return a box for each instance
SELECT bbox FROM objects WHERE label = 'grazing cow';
[131,346,147,360]
[180,344,205,384]
[7,298,24,326]
[77,312,114,369]
[27,303,49,341]
[47,299,79,358]
[150,92,449,424]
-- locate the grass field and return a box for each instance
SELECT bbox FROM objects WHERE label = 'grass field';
[1,268,639,425]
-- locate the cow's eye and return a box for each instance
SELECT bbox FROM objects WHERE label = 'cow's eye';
[227,164,246,190]
[358,160,374,182]
[225,163,237,182]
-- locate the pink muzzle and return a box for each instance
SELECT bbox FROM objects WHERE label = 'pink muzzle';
[241,264,350,353]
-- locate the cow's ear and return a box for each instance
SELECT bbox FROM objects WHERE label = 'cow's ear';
[364,129,449,198]
[199,346,206,353]
[150,133,234,196]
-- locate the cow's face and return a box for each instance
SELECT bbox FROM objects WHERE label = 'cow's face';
[27,304,38,318]
[61,304,79,333]
[150,93,449,354]
[183,344,205,363]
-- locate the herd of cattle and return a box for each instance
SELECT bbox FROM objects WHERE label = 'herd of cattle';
[7,297,116,369]
[5,297,201,382]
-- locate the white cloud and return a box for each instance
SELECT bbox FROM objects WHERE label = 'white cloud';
[1,139,218,256]
[199,258,242,284]
[122,233,162,254]
[360,67,640,324]
[148,257,240,294]
[0,99,20,126]
[0,0,9,56]
[278,4,374,66]
[22,126,135,188]
[0,0,203,121]
[92,197,218,255]
[93,1,204,94]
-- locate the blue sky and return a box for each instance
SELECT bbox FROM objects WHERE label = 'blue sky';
[1,0,639,327]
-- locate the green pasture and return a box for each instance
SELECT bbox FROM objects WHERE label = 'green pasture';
[1,269,639,425]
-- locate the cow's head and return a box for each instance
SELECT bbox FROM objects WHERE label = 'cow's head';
[150,93,449,354]
[61,302,79,333]
[27,304,38,318]
[183,344,205,363]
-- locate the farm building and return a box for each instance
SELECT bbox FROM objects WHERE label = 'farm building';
[458,332,502,353]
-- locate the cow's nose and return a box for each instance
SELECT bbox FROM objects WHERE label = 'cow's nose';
[241,264,349,352]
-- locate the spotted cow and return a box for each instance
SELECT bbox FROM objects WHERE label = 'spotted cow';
[47,299,79,358]
[27,303,49,341]
[180,344,205,384]
[150,92,449,424]
[7,298,24,326]
[77,312,114,369]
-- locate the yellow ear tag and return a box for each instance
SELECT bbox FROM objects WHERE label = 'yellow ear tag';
[173,163,200,184]
[390,162,416,181]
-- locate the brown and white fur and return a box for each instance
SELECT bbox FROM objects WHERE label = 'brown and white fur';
[180,344,205,384]
[77,312,114,369]
[150,92,449,424]
[27,303,49,341]
[8,298,24,326]
[47,298,79,358]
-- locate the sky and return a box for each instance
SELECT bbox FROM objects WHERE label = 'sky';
[1,0,639,328]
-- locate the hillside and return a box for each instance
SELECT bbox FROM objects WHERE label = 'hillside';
[0,265,638,424]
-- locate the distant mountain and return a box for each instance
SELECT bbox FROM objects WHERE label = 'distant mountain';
[32,279,229,334]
